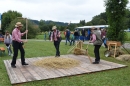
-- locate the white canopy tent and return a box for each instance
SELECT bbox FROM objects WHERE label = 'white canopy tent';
[75,25,109,30]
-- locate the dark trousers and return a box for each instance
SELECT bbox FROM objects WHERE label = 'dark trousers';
[5,44,12,55]
[54,41,60,56]
[65,37,70,45]
[11,41,25,65]
[94,45,101,62]
[82,36,85,42]
[70,39,75,45]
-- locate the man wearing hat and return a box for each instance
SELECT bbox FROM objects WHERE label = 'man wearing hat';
[11,22,28,68]
[51,26,61,57]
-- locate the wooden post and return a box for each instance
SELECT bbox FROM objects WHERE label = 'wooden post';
[17,17,28,40]
[26,18,28,40]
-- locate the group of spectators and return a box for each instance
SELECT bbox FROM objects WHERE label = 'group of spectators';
[63,28,108,48]
[64,29,78,46]
[63,28,96,46]
[63,27,108,64]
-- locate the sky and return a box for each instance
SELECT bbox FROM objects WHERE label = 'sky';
[0,0,130,23]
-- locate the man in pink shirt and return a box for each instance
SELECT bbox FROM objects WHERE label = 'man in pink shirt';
[11,22,28,68]
[51,26,61,57]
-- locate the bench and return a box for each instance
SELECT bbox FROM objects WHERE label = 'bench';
[0,38,4,42]
[0,47,5,56]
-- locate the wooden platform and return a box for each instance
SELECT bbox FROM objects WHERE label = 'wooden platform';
[4,54,127,85]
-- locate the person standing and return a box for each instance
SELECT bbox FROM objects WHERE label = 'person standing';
[4,31,13,56]
[89,28,103,64]
[70,32,75,46]
[51,26,61,57]
[74,29,80,41]
[101,29,108,48]
[81,28,86,42]
[11,22,28,68]
[65,29,71,45]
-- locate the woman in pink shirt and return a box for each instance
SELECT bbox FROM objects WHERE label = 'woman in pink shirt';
[89,28,103,64]
[11,22,28,68]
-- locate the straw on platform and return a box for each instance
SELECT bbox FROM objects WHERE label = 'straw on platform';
[73,48,86,55]
[34,57,80,69]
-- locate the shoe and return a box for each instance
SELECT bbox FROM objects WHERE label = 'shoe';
[55,55,59,57]
[92,62,99,64]
[11,65,16,68]
[55,55,60,57]
[22,63,29,65]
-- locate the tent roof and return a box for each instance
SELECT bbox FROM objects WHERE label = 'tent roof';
[75,25,109,30]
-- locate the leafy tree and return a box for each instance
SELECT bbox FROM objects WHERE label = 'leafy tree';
[79,20,85,26]
[125,9,130,28]
[90,12,107,25]
[98,19,107,25]
[6,18,40,39]
[43,25,50,31]
[100,13,108,23]
[1,10,22,34]
[85,21,93,26]
[105,0,128,43]
[39,20,45,32]
[91,17,100,25]
[67,23,76,31]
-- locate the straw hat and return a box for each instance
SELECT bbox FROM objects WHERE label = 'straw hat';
[52,26,57,30]
[15,22,23,27]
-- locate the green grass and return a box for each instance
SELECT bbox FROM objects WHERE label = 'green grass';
[0,40,130,86]
[35,33,66,40]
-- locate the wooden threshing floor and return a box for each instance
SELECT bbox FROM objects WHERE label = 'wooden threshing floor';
[4,54,127,85]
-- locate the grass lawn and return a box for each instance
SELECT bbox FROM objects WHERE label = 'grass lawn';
[0,40,130,86]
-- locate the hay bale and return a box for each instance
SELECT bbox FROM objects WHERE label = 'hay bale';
[116,54,130,62]
[73,48,86,55]
[34,57,80,69]
[109,48,125,57]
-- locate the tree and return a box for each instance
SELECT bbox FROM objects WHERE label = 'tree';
[98,19,106,25]
[39,20,45,32]
[1,10,22,34]
[125,9,130,28]
[105,0,129,43]
[85,21,93,26]
[6,18,40,39]
[79,20,85,26]
[100,13,108,23]
[91,17,100,25]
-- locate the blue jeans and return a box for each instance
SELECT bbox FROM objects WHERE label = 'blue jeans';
[82,36,85,42]
[74,36,79,41]
[65,37,70,45]
[70,39,75,45]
